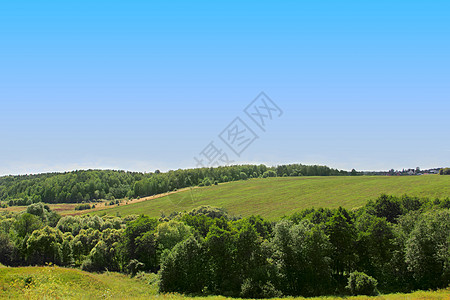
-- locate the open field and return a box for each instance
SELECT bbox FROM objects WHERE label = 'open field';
[0,265,448,299]
[90,175,450,219]
[0,188,190,216]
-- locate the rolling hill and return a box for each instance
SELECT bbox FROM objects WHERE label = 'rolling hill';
[0,265,158,299]
[91,175,450,219]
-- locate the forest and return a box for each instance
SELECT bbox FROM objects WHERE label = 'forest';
[0,194,449,297]
[0,164,348,206]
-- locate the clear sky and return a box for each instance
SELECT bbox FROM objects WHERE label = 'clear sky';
[1,1,449,176]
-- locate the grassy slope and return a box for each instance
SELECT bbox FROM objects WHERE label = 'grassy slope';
[0,265,158,299]
[0,266,449,299]
[92,175,450,219]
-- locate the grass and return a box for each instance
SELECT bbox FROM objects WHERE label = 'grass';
[0,265,158,299]
[0,265,448,299]
[91,175,450,220]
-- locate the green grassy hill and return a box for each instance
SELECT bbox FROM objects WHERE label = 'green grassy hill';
[92,175,450,219]
[0,265,449,299]
[0,265,158,299]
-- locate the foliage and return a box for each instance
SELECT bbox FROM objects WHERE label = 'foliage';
[75,203,92,211]
[346,271,378,296]
[404,209,450,290]
[439,168,450,175]
[0,164,347,205]
[0,194,449,298]
[159,235,207,294]
[26,226,64,265]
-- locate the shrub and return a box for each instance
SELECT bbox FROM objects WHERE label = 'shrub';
[347,271,378,296]
[262,170,277,178]
[127,259,145,277]
[439,168,450,175]
[240,279,282,299]
[202,178,212,186]
[75,203,91,211]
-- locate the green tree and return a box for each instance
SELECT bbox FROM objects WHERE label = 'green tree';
[355,214,395,287]
[156,220,192,251]
[405,210,450,289]
[367,194,403,223]
[325,208,357,278]
[159,235,207,294]
[271,219,332,296]
[26,226,64,265]
[123,215,158,265]
[13,213,43,239]
[205,223,239,295]
[0,234,17,266]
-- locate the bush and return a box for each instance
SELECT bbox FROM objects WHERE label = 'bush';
[439,168,450,175]
[347,271,378,296]
[262,170,277,178]
[202,178,212,186]
[75,203,91,211]
[127,259,145,277]
[240,279,282,299]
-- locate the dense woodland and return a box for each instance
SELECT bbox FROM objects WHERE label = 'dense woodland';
[0,164,348,206]
[0,195,449,297]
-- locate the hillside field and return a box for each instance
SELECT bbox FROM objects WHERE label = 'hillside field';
[0,265,449,299]
[91,175,450,219]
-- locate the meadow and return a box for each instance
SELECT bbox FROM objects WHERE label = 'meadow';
[91,175,450,219]
[0,265,449,299]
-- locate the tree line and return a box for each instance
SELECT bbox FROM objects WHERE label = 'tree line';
[0,195,449,297]
[440,168,450,175]
[0,164,347,206]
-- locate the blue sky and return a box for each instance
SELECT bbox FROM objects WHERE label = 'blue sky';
[1,1,449,175]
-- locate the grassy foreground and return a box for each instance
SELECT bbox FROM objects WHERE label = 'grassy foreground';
[92,175,450,219]
[0,266,448,299]
[0,265,158,299]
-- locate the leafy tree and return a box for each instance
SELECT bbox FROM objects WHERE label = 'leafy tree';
[0,234,17,266]
[355,214,395,287]
[56,216,82,235]
[234,222,276,297]
[14,213,43,239]
[60,234,73,266]
[367,194,403,223]
[159,235,207,294]
[271,219,332,296]
[181,214,215,237]
[405,210,450,289]
[71,228,101,264]
[26,225,64,265]
[156,220,192,251]
[123,215,159,271]
[205,223,239,295]
[325,208,357,279]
